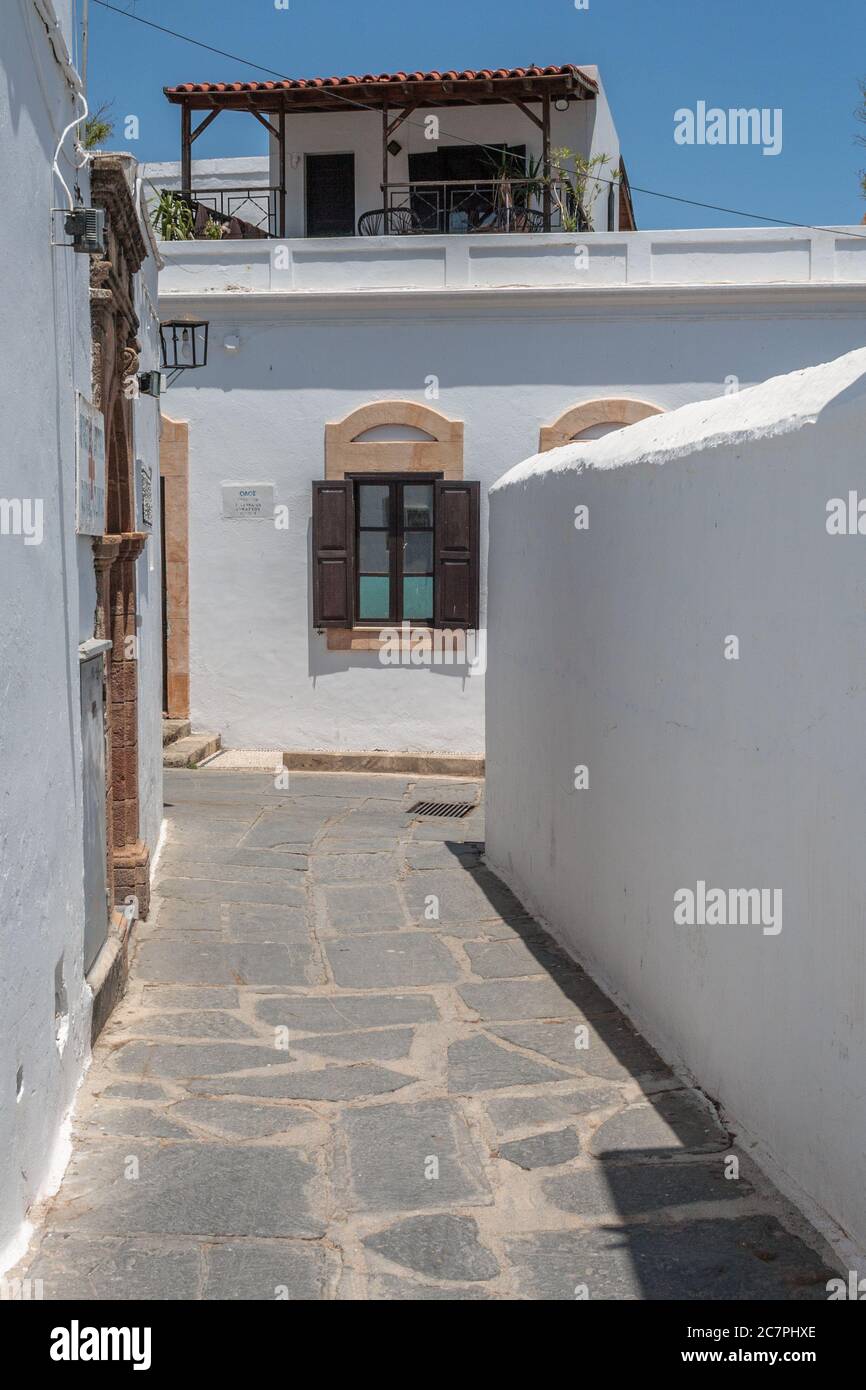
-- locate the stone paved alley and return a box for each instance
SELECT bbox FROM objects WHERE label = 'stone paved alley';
[17,772,838,1300]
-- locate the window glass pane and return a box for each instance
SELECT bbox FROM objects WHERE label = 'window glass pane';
[359,575,390,619]
[404,532,433,574]
[403,576,433,620]
[359,484,390,528]
[359,531,389,574]
[403,485,433,529]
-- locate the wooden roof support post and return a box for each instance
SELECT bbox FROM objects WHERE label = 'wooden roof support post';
[277,109,287,237]
[181,102,192,197]
[542,88,552,232]
[382,101,389,221]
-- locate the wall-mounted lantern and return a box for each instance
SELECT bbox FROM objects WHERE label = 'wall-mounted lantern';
[159,321,209,385]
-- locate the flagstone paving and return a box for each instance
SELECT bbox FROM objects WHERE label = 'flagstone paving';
[15,771,840,1301]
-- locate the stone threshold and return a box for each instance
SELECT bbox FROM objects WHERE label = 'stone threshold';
[282,750,484,777]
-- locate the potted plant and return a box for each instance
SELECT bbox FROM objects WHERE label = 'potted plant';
[150,187,195,241]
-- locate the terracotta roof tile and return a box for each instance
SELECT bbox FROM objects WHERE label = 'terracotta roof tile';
[165,63,598,98]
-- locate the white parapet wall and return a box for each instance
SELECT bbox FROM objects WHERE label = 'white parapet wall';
[153,225,866,298]
[485,347,866,1257]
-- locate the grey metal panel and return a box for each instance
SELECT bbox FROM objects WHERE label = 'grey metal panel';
[80,653,108,973]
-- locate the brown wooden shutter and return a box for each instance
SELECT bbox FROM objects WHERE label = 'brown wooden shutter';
[434,480,480,630]
[312,481,354,627]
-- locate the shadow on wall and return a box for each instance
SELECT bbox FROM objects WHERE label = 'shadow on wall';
[305,520,483,687]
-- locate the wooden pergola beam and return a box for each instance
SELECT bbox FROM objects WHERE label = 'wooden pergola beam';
[246,105,280,139]
[165,72,594,115]
[189,108,221,143]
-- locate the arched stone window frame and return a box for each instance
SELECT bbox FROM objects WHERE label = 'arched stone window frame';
[321,400,467,651]
[325,399,464,480]
[539,398,664,452]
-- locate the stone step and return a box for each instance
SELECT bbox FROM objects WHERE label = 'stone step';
[162,719,191,747]
[163,733,221,769]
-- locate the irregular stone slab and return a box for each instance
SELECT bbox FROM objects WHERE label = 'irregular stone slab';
[220,849,308,872]
[100,1082,167,1101]
[317,837,402,854]
[111,1041,286,1079]
[411,807,482,835]
[188,1065,414,1103]
[369,1276,493,1300]
[225,904,311,942]
[241,812,335,851]
[488,1021,590,1068]
[312,853,402,884]
[157,877,305,909]
[292,774,413,798]
[51,1143,326,1239]
[402,871,497,926]
[343,1099,491,1211]
[465,939,573,980]
[486,1086,624,1135]
[203,1241,329,1300]
[170,1100,315,1139]
[439,918,544,943]
[157,857,306,887]
[24,1233,201,1300]
[448,1036,568,1093]
[152,900,221,931]
[364,1215,499,1282]
[326,932,460,988]
[254,992,439,1033]
[81,1107,189,1140]
[404,842,483,871]
[590,1092,729,1158]
[163,823,253,851]
[135,940,323,988]
[506,1216,833,1301]
[141,986,239,1010]
[544,1158,754,1218]
[126,1012,257,1040]
[320,883,406,932]
[489,1019,672,1085]
[459,976,618,1023]
[289,1028,414,1063]
[498,1129,581,1170]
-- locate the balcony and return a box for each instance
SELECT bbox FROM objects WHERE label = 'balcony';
[155,178,590,242]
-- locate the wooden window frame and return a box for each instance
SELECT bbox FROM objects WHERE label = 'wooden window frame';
[350,472,441,628]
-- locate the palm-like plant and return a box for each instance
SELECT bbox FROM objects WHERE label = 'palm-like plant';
[150,188,195,241]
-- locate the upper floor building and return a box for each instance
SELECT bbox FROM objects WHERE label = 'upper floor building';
[151,61,634,240]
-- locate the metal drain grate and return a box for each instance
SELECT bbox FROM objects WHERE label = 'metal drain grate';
[409,800,475,820]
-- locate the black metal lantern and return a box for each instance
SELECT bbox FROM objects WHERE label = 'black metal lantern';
[159,321,209,384]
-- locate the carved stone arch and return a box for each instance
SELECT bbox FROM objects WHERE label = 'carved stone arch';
[325,400,464,480]
[540,398,664,452]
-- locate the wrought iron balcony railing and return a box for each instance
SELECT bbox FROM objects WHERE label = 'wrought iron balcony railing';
[384,178,590,235]
[171,187,277,239]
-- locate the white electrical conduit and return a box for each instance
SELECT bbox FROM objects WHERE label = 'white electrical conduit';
[52,89,89,210]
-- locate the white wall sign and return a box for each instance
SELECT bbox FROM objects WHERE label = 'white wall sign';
[140,462,153,528]
[221,483,275,520]
[76,396,106,536]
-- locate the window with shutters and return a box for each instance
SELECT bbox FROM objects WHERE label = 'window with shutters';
[312,474,479,632]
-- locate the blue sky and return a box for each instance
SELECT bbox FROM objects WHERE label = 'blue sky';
[82,0,866,229]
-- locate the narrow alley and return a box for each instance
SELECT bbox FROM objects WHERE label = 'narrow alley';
[15,772,836,1301]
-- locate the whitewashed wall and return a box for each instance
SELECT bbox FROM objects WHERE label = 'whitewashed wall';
[485,349,866,1257]
[0,7,162,1271]
[159,264,866,755]
[0,0,94,1271]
